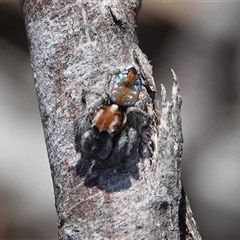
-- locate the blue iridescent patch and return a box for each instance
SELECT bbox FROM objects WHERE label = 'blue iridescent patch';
[109,67,142,107]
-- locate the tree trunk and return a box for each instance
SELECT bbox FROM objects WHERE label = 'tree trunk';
[20,0,201,239]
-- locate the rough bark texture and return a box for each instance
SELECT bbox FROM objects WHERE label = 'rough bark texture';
[20,0,201,239]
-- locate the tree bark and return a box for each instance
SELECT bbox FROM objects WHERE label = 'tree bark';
[20,0,201,239]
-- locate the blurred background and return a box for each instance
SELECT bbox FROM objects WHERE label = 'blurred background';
[1,1,240,239]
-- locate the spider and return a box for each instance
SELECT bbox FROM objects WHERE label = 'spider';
[74,67,153,187]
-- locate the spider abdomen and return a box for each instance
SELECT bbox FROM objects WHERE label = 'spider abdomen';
[110,67,142,107]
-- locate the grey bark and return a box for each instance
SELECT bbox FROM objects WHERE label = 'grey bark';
[20,0,201,239]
